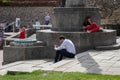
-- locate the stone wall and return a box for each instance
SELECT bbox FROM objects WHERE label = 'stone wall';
[3,29,117,64]
[0,7,54,28]
[36,30,116,54]
[0,0,60,7]
[3,46,46,64]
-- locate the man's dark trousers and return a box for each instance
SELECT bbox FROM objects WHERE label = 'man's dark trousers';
[54,49,75,63]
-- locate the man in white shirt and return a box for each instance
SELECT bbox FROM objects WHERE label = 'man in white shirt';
[54,36,76,63]
[44,14,51,25]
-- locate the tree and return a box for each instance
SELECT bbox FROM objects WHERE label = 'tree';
[88,0,120,18]
[0,0,11,2]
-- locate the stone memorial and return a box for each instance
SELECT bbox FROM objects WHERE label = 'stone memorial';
[3,0,116,64]
[37,0,116,57]
[52,0,100,31]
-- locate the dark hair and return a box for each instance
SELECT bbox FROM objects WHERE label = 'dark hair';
[59,35,65,40]
[82,16,91,26]
[84,16,91,21]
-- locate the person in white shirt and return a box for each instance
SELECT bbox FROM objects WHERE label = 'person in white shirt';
[44,14,51,25]
[54,36,76,63]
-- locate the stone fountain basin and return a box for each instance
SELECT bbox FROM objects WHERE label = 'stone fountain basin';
[12,38,37,46]
[36,29,116,53]
[14,38,37,43]
[3,29,116,64]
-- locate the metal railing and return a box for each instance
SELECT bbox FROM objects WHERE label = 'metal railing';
[4,21,17,33]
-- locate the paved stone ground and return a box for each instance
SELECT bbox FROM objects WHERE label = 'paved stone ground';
[1,36,120,75]
[1,32,120,75]
[0,50,3,67]
[1,49,120,75]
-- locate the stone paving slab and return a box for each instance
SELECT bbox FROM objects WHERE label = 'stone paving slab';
[108,67,120,74]
[112,62,120,68]
[0,61,23,75]
[36,59,75,71]
[0,50,3,67]
[95,38,120,50]
[65,64,88,72]
[54,60,79,71]
[0,59,53,75]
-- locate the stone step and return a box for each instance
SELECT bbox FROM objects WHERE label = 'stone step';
[0,61,23,75]
[0,59,76,75]
[0,59,53,75]
[95,38,120,50]
[95,43,120,50]
[36,59,75,71]
[54,59,79,72]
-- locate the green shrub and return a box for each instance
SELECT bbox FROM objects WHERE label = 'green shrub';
[116,29,120,36]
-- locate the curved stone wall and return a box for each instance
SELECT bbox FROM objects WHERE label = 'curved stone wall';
[3,29,116,64]
[36,29,116,58]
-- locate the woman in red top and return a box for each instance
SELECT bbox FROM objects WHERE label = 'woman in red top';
[19,27,26,39]
[82,16,102,33]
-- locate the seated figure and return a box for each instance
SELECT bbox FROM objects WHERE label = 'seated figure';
[34,19,41,30]
[19,27,26,39]
[82,16,102,33]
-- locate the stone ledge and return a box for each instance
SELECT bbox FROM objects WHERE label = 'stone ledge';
[3,46,47,64]
[95,43,120,50]
[10,41,46,47]
[37,29,116,53]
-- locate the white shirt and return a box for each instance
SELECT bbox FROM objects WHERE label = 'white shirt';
[35,21,40,25]
[54,39,76,54]
[45,15,50,21]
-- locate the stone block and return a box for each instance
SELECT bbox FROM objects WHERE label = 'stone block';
[3,46,26,64]
[3,46,47,64]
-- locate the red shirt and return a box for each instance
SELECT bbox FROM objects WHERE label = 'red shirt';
[19,31,26,39]
[85,22,100,32]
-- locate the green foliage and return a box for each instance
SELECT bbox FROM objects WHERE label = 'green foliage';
[116,29,120,36]
[0,70,120,80]
[0,0,11,2]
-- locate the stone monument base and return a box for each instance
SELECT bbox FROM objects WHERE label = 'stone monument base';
[3,29,116,64]
[52,7,101,31]
[36,29,116,53]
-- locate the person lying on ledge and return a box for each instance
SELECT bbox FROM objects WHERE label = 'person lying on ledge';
[54,36,76,63]
[82,16,103,33]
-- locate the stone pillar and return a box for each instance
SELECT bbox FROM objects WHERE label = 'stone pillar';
[52,0,101,31]
[66,0,87,7]
[52,7,101,31]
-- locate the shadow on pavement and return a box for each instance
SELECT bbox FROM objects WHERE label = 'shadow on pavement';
[76,50,102,74]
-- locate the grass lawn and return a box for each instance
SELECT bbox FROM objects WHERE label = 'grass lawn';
[0,70,120,80]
